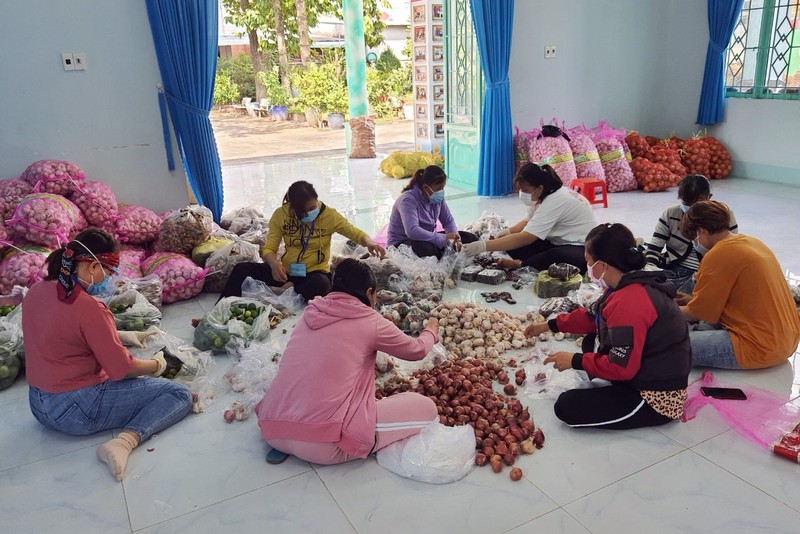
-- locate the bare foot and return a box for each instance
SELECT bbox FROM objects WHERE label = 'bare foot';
[191,318,201,328]
[496,258,522,270]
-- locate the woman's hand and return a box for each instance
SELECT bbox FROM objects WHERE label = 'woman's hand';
[425,317,439,333]
[462,240,487,257]
[366,241,386,259]
[543,351,575,372]
[491,228,511,239]
[270,261,289,283]
[445,232,461,242]
[524,321,550,338]
[675,291,692,306]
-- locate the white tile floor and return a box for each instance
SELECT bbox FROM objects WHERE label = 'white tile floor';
[1,150,799,533]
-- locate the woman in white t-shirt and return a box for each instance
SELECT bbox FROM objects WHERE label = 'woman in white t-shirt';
[463,163,599,273]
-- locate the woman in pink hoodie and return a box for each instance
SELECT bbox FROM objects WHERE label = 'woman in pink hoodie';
[255,259,440,465]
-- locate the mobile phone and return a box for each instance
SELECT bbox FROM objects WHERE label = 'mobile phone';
[700,386,747,400]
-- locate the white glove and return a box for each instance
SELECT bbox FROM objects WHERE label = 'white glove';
[493,228,511,239]
[151,351,167,377]
[117,328,160,348]
[462,240,487,257]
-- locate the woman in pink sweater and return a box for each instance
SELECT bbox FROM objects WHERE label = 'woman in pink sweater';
[256,259,439,465]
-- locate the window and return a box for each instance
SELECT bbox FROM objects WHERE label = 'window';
[726,0,800,99]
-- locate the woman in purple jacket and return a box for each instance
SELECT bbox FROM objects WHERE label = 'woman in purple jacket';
[386,165,477,259]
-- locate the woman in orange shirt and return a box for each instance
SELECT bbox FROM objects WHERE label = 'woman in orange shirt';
[678,201,800,369]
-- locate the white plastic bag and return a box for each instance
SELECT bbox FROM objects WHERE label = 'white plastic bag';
[376,422,476,484]
[522,345,586,400]
[105,289,162,331]
[193,297,273,353]
[241,276,305,315]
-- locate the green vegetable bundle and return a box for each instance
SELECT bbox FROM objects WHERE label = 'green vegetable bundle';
[193,297,272,353]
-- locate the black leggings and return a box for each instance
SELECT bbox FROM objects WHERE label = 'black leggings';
[508,240,588,274]
[217,262,332,303]
[397,231,479,260]
[553,385,672,430]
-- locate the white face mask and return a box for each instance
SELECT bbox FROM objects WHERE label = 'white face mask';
[519,191,534,206]
[587,260,608,289]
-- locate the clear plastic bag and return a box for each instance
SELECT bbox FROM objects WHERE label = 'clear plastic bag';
[222,341,281,423]
[521,345,586,400]
[241,276,305,315]
[0,321,24,390]
[203,240,261,293]
[111,274,164,310]
[537,296,581,319]
[376,422,476,484]
[192,236,234,267]
[463,211,508,241]
[156,206,213,255]
[193,297,273,353]
[684,371,800,462]
[105,288,162,331]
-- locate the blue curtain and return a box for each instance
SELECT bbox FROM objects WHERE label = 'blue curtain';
[146,0,224,221]
[696,0,745,126]
[470,0,515,197]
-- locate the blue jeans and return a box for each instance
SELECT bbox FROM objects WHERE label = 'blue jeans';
[29,378,193,442]
[689,324,741,369]
[663,265,696,294]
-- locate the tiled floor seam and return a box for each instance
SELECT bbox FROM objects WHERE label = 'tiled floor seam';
[311,464,359,534]
[0,435,111,475]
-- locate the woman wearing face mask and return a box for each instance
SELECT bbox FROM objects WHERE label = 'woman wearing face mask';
[677,201,800,369]
[462,163,598,273]
[644,175,738,292]
[525,223,691,429]
[386,165,478,259]
[23,229,193,481]
[255,259,440,465]
[217,180,385,303]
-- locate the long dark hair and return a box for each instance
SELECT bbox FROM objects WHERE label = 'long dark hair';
[283,181,319,220]
[331,258,377,307]
[678,174,711,205]
[585,223,646,273]
[45,228,118,280]
[402,165,446,193]
[513,163,563,200]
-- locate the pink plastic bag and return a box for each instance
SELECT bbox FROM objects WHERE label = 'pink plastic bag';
[529,119,577,187]
[684,371,800,462]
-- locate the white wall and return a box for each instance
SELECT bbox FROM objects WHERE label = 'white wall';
[0,1,189,213]
[510,0,799,185]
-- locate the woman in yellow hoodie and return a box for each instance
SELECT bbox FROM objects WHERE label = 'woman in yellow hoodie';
[219,181,385,302]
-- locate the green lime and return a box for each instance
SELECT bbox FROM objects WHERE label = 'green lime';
[247,303,257,311]
[245,317,254,325]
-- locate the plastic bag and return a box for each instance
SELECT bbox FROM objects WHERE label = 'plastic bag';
[127,327,215,391]
[114,204,162,245]
[221,207,264,231]
[0,245,51,294]
[530,120,577,187]
[463,211,508,241]
[156,206,213,255]
[379,149,444,179]
[193,297,273,353]
[0,179,33,221]
[684,371,800,462]
[522,345,586,400]
[592,123,637,193]
[513,127,534,173]
[70,180,119,228]
[141,253,207,304]
[0,321,24,390]
[105,289,162,331]
[222,342,281,423]
[192,236,234,267]
[376,422,476,484]
[20,159,85,196]
[349,116,376,159]
[8,193,81,248]
[566,125,606,181]
[537,296,581,319]
[111,274,164,310]
[241,276,305,315]
[203,240,261,293]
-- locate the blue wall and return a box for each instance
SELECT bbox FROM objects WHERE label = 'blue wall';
[0,1,188,212]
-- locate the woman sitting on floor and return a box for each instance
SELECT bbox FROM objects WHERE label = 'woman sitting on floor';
[255,258,439,464]
[525,223,691,430]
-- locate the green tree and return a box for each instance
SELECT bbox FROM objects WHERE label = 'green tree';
[217,54,257,99]
[221,0,271,100]
[375,48,401,72]
[213,73,241,106]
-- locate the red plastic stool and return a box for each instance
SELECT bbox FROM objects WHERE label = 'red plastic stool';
[570,178,608,208]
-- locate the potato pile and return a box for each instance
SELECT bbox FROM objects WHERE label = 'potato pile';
[377,358,545,478]
[430,303,533,359]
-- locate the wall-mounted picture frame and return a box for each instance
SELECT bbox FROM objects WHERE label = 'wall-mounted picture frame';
[413,4,426,23]
[416,104,428,119]
[432,45,443,62]
[434,104,445,119]
[432,25,443,41]
[414,46,427,62]
[432,4,443,20]
[414,26,426,43]
[434,123,445,137]
[416,122,429,138]
[433,84,444,101]
[415,85,427,101]
[432,65,444,82]
[414,66,428,82]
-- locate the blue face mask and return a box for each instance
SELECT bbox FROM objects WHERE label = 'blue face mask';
[428,188,446,204]
[680,204,691,213]
[301,207,320,224]
[79,267,110,296]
